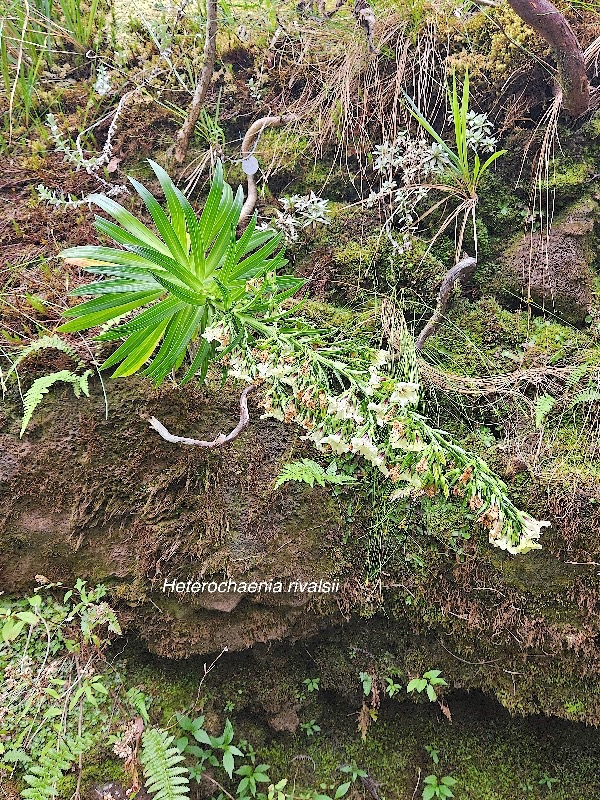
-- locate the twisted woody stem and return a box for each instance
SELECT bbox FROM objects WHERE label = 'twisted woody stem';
[148,385,256,447]
[238,114,299,229]
[506,0,589,117]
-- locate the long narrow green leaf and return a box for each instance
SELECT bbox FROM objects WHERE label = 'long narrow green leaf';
[144,306,204,382]
[231,213,258,266]
[242,228,276,256]
[94,217,171,259]
[126,245,204,291]
[403,92,460,170]
[69,278,160,295]
[181,338,211,385]
[151,272,207,305]
[208,182,235,244]
[129,176,189,265]
[97,297,185,341]
[62,291,158,319]
[210,185,243,245]
[106,320,171,377]
[199,160,225,241]
[60,245,153,269]
[230,234,285,281]
[148,160,187,252]
[186,204,206,280]
[204,191,245,276]
[89,194,171,256]
[479,149,507,175]
[59,292,162,330]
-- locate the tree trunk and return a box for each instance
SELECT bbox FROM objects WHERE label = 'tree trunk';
[507,0,589,117]
[174,0,218,164]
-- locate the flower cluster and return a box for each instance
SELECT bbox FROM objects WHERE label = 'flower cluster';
[372,131,440,183]
[463,109,498,154]
[94,65,111,96]
[272,192,331,242]
[212,314,548,555]
[367,132,446,251]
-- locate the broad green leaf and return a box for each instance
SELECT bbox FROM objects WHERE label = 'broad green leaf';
[15,611,39,625]
[222,749,235,779]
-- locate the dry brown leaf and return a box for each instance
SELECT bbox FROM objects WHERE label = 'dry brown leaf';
[357,701,371,742]
[63,258,109,268]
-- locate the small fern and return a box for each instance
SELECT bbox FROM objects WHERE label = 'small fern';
[566,362,592,390]
[534,393,556,429]
[571,388,600,407]
[275,459,357,489]
[21,741,75,800]
[20,370,92,437]
[8,335,84,376]
[140,728,190,800]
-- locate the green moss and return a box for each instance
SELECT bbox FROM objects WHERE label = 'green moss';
[540,157,592,200]
[55,756,126,798]
[125,661,206,725]
[258,697,600,799]
[423,297,525,375]
[333,237,382,271]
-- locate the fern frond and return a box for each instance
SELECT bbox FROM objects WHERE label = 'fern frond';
[534,394,556,429]
[275,459,356,489]
[140,728,190,800]
[8,335,84,377]
[21,741,75,800]
[20,370,92,437]
[571,388,600,407]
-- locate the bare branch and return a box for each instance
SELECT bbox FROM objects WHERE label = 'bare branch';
[415,255,477,352]
[148,385,256,447]
[354,0,378,54]
[238,114,299,229]
[325,0,349,17]
[174,0,218,164]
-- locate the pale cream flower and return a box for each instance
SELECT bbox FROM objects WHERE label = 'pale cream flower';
[390,382,419,407]
[367,401,388,426]
[328,395,364,423]
[488,515,548,555]
[389,472,423,499]
[260,408,284,421]
[350,435,379,461]
[201,324,227,346]
[320,433,351,455]
[368,367,384,387]
[301,428,327,451]
[228,357,252,382]
[372,349,391,368]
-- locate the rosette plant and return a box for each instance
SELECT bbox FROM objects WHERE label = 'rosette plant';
[58,160,302,384]
[56,160,550,556]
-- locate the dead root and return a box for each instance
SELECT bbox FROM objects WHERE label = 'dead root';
[147,385,256,447]
[238,114,299,228]
[415,254,477,352]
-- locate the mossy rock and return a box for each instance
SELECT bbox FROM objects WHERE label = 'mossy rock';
[493,199,599,324]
